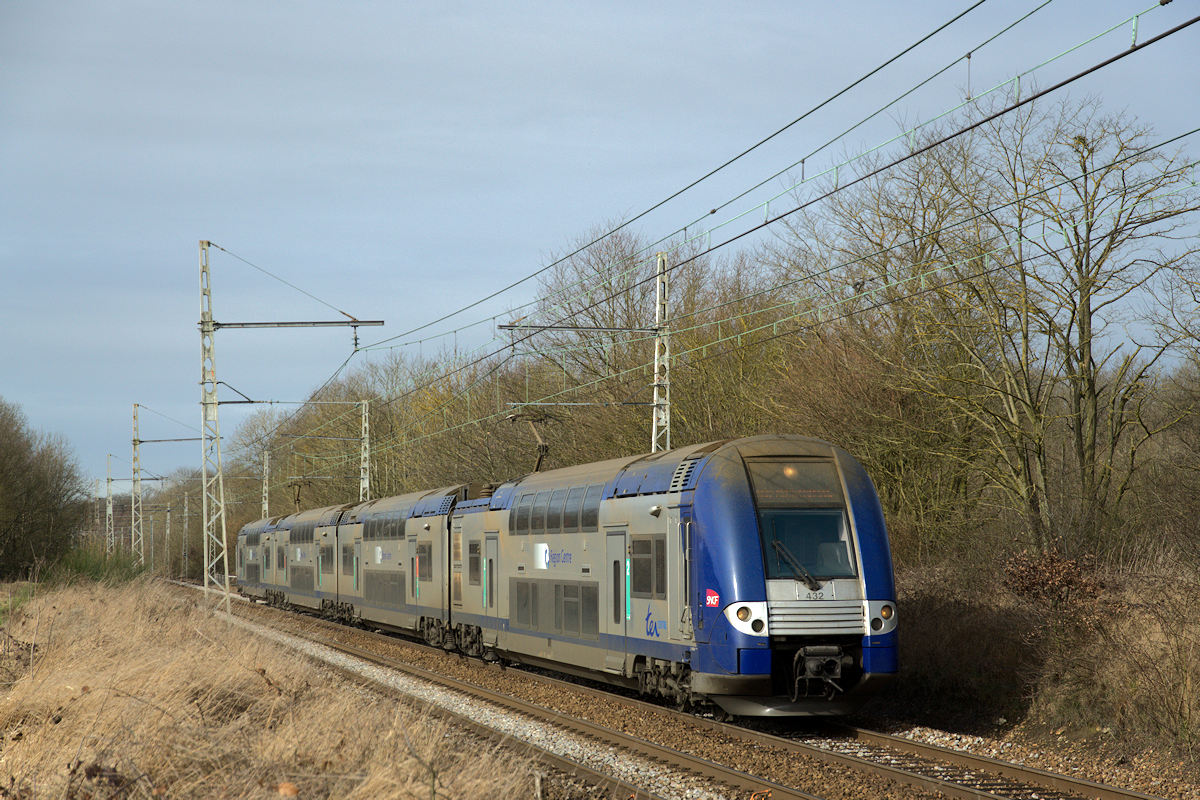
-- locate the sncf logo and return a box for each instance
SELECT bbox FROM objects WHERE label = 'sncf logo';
[705,589,720,608]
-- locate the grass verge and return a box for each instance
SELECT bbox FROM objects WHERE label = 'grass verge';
[0,579,540,798]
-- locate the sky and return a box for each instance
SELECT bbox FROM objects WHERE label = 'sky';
[2,1,1198,495]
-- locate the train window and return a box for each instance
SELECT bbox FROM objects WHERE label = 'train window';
[630,538,652,597]
[320,545,334,574]
[512,493,533,535]
[746,460,845,508]
[277,545,285,567]
[546,489,567,534]
[487,558,495,607]
[531,491,551,536]
[342,545,353,576]
[562,583,580,636]
[452,571,462,604]
[563,487,584,533]
[581,584,598,638]
[514,581,537,629]
[417,541,432,582]
[631,536,666,599]
[760,509,856,580]
[264,546,272,571]
[452,530,462,562]
[654,537,666,600]
[468,541,481,585]
[612,561,622,623]
[581,485,604,532]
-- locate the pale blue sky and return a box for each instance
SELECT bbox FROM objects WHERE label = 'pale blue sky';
[1,1,1197,489]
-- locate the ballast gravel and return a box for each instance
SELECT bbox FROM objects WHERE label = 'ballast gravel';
[226,600,941,800]
[228,613,734,800]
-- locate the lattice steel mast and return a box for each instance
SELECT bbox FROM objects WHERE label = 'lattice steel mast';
[261,449,270,518]
[360,400,370,501]
[199,240,232,608]
[105,454,114,555]
[131,403,144,566]
[650,252,671,453]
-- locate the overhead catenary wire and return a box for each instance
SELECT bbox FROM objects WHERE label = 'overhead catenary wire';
[300,129,1200,475]
[359,0,994,353]
[333,14,1200,452]
[210,242,363,323]
[225,5,1197,489]
[358,0,1157,360]
[251,0,1153,471]
[343,173,1200,466]
[280,1,1151,462]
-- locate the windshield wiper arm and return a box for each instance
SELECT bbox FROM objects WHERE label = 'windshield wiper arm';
[771,538,822,592]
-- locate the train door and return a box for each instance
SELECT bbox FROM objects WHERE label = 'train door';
[353,539,361,593]
[484,534,498,645]
[262,533,273,586]
[670,512,693,641]
[408,536,418,606]
[604,530,627,672]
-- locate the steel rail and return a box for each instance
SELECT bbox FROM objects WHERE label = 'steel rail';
[306,633,824,800]
[831,724,1166,800]
[209,584,1166,800]
[317,645,667,800]
[340,625,1165,800]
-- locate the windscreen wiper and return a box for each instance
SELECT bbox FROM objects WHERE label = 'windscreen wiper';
[771,538,822,592]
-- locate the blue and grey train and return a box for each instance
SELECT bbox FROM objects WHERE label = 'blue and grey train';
[236,434,898,716]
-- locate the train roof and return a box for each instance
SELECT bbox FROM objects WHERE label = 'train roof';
[238,435,846,526]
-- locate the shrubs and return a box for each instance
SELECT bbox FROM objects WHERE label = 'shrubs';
[46,541,145,586]
[887,551,1200,760]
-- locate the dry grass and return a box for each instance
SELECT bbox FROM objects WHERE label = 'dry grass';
[0,579,538,798]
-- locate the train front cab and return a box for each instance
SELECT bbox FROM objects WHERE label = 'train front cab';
[688,436,898,716]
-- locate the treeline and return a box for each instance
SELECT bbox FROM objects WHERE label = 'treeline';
[0,397,88,579]
[202,97,1200,577]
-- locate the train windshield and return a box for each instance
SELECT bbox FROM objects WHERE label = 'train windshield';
[747,460,857,580]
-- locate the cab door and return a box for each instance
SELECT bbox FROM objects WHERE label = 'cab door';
[483,533,498,645]
[604,530,627,672]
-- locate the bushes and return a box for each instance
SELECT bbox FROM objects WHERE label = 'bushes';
[46,540,146,586]
[0,397,87,580]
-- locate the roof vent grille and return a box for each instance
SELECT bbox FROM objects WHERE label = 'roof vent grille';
[669,457,701,493]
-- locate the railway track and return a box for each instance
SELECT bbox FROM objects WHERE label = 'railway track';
[225,592,1168,800]
[234,610,822,800]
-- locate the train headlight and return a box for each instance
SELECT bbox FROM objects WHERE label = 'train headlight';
[723,601,769,636]
[865,600,898,635]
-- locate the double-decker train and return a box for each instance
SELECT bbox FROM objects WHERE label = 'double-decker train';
[235,434,898,716]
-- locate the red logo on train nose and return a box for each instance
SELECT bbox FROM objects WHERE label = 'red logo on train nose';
[705,589,720,607]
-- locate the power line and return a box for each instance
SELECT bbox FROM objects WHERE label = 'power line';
[359,0,1155,359]
[308,130,1200,471]
[350,14,1200,447]
[360,1,994,352]
[210,242,362,322]
[221,4,1194,485]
